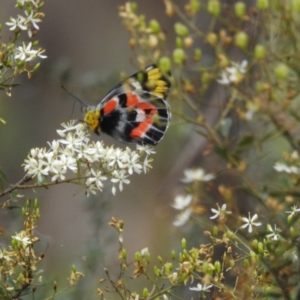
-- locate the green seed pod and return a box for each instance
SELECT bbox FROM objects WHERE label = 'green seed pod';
[206,32,218,46]
[213,226,218,236]
[214,260,221,274]
[135,252,141,262]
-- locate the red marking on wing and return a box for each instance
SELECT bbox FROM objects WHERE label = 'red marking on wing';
[136,102,158,115]
[126,92,140,106]
[130,119,153,139]
[103,99,118,115]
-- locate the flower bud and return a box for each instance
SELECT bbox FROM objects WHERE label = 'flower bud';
[254,44,266,59]
[206,32,218,46]
[257,0,269,10]
[234,31,249,49]
[181,238,186,249]
[274,63,289,79]
[243,258,250,268]
[173,48,186,65]
[149,19,161,33]
[257,242,264,254]
[213,226,218,236]
[292,0,300,11]
[142,287,149,299]
[207,0,221,16]
[190,0,201,14]
[234,2,246,18]
[214,260,221,274]
[159,57,171,73]
[194,48,202,61]
[121,249,127,260]
[174,22,189,36]
[135,252,141,262]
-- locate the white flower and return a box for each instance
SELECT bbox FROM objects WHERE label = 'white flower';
[12,232,31,246]
[14,42,47,62]
[210,203,232,219]
[17,0,39,7]
[123,150,142,174]
[181,168,215,183]
[189,283,213,292]
[286,205,300,218]
[274,163,300,174]
[171,194,192,210]
[6,15,27,31]
[266,224,282,241]
[173,208,192,227]
[136,144,156,156]
[240,213,262,233]
[111,170,130,192]
[23,122,155,196]
[217,60,248,85]
[140,247,149,256]
[143,155,153,173]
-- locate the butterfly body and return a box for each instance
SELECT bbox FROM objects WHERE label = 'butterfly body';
[83,64,171,145]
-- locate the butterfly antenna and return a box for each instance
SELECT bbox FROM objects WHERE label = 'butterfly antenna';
[61,85,87,108]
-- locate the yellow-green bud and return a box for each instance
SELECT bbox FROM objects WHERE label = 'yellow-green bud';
[234,31,249,49]
[72,265,77,272]
[234,2,246,18]
[165,262,173,273]
[252,239,258,249]
[292,0,300,11]
[153,266,161,277]
[290,226,295,236]
[214,260,221,274]
[121,249,127,260]
[257,0,269,10]
[201,72,211,84]
[34,198,38,208]
[159,56,171,73]
[181,238,186,249]
[142,287,149,299]
[206,32,218,46]
[35,208,40,218]
[174,22,189,36]
[176,37,183,48]
[171,250,176,260]
[213,226,218,236]
[131,2,138,13]
[274,63,289,79]
[22,207,26,216]
[194,48,202,61]
[254,44,266,59]
[243,258,250,268]
[157,255,163,264]
[287,214,293,224]
[149,19,161,33]
[135,252,141,262]
[173,48,186,65]
[257,242,264,254]
[207,0,221,16]
[191,0,201,13]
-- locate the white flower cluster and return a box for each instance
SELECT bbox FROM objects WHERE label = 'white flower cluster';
[274,151,300,174]
[171,168,215,226]
[217,60,248,85]
[23,121,154,196]
[6,0,43,38]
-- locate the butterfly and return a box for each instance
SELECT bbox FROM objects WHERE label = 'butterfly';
[82,64,171,145]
